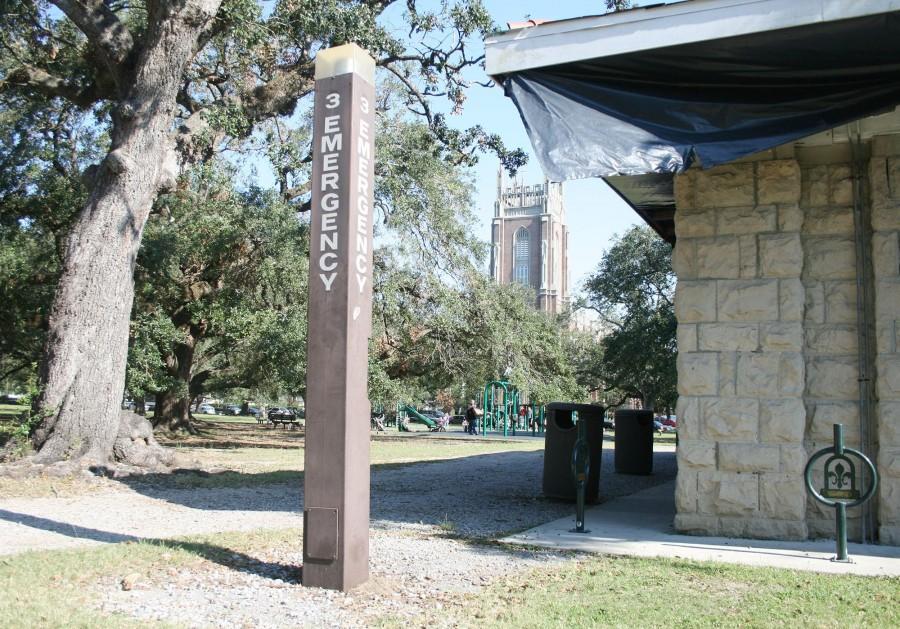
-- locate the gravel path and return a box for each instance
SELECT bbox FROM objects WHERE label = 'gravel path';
[2,442,676,627]
[1,444,675,554]
[99,531,570,628]
[371,445,676,537]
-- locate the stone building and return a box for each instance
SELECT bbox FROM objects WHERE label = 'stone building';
[490,170,569,313]
[487,0,900,544]
[670,138,899,542]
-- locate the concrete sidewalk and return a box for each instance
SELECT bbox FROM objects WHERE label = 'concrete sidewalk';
[502,481,900,577]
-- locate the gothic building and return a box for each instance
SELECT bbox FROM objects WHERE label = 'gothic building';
[490,170,569,313]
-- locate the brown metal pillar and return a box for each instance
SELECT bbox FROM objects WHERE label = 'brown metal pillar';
[303,44,375,591]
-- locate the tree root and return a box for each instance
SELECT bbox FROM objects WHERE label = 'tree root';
[0,411,183,479]
[114,410,177,468]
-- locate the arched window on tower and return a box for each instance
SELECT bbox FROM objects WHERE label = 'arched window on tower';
[514,227,530,286]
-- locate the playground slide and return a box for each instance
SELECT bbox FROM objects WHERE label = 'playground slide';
[401,405,437,429]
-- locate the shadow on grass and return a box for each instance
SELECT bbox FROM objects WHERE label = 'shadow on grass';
[155,418,306,450]
[0,509,301,583]
[3,447,677,573]
[0,447,680,585]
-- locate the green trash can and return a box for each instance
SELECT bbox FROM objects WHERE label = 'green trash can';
[542,402,606,503]
[614,409,654,475]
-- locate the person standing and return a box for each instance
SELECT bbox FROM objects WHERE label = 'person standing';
[465,400,482,435]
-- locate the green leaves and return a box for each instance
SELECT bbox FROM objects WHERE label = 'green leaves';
[128,163,310,403]
[0,94,93,390]
[605,0,634,12]
[582,226,676,410]
[3,0,538,414]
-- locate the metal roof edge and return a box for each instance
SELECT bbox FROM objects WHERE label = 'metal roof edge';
[486,0,900,77]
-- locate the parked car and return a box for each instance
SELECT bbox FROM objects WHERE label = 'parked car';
[242,407,261,417]
[197,403,216,415]
[0,393,24,404]
[268,407,296,421]
[224,404,242,416]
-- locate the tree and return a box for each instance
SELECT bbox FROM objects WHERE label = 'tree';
[366,110,581,409]
[582,226,676,411]
[0,91,98,397]
[1,1,524,465]
[127,165,308,432]
[605,1,633,11]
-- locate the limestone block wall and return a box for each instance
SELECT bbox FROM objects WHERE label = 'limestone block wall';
[871,136,900,545]
[672,153,808,540]
[796,147,864,540]
[672,139,900,542]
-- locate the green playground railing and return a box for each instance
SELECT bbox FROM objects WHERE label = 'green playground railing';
[479,381,546,437]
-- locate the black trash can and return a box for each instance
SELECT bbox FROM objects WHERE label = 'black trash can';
[542,403,606,503]
[614,409,654,475]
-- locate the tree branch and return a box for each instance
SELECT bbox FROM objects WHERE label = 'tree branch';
[49,0,134,90]
[5,65,104,108]
[240,63,315,120]
[0,361,31,383]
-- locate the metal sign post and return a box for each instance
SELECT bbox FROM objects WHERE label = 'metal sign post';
[570,410,591,533]
[804,423,878,562]
[303,43,376,591]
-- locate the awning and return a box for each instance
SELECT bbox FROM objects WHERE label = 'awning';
[485,0,900,242]
[497,12,900,179]
[604,174,675,242]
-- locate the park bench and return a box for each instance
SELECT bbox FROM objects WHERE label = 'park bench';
[270,417,299,430]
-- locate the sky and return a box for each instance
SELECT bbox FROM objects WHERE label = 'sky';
[378,0,658,293]
[249,1,656,293]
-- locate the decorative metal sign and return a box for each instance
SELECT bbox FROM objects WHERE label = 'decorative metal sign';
[804,424,878,562]
[303,43,375,591]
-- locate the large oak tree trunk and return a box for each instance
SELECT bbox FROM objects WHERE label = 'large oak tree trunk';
[152,333,198,434]
[153,389,194,433]
[31,2,222,465]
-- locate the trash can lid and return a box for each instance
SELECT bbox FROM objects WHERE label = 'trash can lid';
[545,402,606,417]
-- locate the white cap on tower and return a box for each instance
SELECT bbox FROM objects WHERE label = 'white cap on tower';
[314,43,375,83]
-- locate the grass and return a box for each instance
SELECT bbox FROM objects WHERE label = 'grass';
[2,526,897,629]
[0,417,544,494]
[0,527,300,629]
[431,554,900,628]
[2,409,897,627]
[158,418,543,472]
[131,428,544,489]
[0,403,28,418]
[0,411,677,496]
[0,403,28,441]
[149,412,259,424]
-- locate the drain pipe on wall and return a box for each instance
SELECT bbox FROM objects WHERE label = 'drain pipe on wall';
[848,123,879,544]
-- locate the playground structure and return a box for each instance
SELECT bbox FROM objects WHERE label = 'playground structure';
[395,403,437,432]
[481,380,545,437]
[383,387,547,436]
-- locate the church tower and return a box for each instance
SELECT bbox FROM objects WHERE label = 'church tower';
[490,167,569,313]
